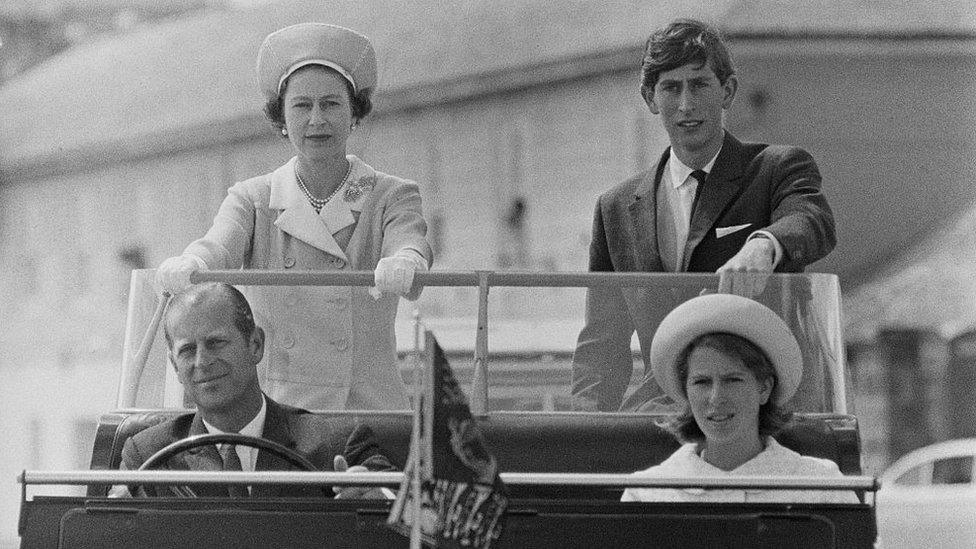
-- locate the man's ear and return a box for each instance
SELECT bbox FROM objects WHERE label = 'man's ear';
[168,351,185,383]
[721,75,738,110]
[249,326,265,364]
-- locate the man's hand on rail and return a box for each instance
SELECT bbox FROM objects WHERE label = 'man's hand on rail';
[331,455,395,500]
[156,255,206,293]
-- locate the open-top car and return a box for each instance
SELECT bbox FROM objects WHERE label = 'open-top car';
[18,270,876,548]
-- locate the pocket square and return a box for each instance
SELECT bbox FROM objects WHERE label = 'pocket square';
[715,223,752,238]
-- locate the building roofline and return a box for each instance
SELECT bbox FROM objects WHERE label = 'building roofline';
[5,33,976,182]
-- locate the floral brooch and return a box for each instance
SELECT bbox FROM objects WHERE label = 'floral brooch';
[344,175,376,202]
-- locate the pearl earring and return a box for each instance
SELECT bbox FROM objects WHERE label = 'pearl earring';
[281,128,288,136]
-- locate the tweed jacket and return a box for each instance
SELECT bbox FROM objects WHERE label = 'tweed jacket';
[117,395,393,497]
[620,438,858,503]
[572,132,835,412]
[183,155,432,410]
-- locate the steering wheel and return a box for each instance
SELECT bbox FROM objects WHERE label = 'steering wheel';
[136,433,318,497]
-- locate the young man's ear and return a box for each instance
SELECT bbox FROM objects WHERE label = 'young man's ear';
[721,75,738,110]
[642,87,660,114]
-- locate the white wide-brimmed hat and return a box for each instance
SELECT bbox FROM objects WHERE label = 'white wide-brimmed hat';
[650,293,802,406]
[256,23,377,100]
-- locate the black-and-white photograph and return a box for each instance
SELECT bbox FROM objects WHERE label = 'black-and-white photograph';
[2,1,975,547]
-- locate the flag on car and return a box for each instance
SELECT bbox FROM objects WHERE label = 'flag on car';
[387,331,508,548]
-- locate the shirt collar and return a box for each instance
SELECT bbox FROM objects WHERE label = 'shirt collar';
[667,143,722,190]
[202,393,267,440]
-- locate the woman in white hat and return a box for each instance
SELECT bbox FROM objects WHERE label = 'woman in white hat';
[155,23,432,411]
[621,294,857,503]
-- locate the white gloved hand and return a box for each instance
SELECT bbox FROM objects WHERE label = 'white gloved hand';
[155,255,205,294]
[370,253,425,299]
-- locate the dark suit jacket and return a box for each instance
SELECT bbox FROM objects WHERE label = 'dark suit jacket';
[571,132,836,412]
[118,395,393,497]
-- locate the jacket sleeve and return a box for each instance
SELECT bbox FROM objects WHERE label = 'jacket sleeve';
[342,424,397,472]
[183,180,258,269]
[376,180,433,301]
[112,437,150,497]
[378,181,433,265]
[762,147,836,271]
[570,198,637,411]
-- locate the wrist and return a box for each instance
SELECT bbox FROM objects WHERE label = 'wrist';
[747,234,775,262]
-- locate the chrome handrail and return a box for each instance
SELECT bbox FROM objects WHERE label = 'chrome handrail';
[19,470,877,491]
[191,269,723,287]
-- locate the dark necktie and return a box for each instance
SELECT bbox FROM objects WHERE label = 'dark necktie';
[689,169,708,219]
[221,444,248,497]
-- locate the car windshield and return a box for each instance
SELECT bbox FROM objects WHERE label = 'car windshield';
[118,270,850,415]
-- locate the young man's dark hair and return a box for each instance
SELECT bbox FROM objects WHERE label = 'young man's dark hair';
[639,18,735,94]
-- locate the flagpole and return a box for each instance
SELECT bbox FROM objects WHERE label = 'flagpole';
[409,309,423,549]
[470,271,490,414]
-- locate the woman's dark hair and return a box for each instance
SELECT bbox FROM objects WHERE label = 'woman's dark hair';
[639,18,735,97]
[263,65,373,133]
[666,332,792,443]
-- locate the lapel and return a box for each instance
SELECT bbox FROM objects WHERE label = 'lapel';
[682,132,747,270]
[179,414,231,497]
[251,397,303,497]
[269,158,350,262]
[628,151,669,272]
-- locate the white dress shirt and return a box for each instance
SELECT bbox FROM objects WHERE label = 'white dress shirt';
[658,145,784,270]
[202,395,268,472]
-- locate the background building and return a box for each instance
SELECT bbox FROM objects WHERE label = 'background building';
[2,0,975,544]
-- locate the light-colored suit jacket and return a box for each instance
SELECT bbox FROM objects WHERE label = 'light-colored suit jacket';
[184,155,433,410]
[572,132,835,412]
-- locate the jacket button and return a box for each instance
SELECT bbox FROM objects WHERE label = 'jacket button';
[334,338,349,352]
[333,257,346,268]
[284,257,296,268]
[281,335,295,348]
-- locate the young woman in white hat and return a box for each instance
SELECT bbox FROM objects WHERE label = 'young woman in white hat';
[156,23,432,411]
[621,293,857,503]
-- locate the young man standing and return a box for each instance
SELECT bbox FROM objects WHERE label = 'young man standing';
[572,19,836,412]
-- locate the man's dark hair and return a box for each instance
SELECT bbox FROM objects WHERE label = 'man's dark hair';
[667,333,792,443]
[164,282,256,347]
[264,65,373,132]
[639,19,735,95]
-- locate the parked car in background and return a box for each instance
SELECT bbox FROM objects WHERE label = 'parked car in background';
[876,438,976,548]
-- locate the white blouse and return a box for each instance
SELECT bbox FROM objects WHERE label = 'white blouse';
[621,438,859,503]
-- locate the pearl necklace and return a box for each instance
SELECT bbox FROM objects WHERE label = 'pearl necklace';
[295,161,352,212]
